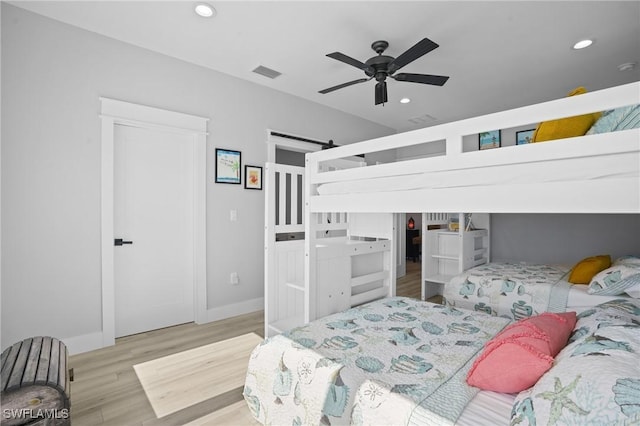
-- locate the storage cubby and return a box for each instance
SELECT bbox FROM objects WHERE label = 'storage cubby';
[421,213,489,299]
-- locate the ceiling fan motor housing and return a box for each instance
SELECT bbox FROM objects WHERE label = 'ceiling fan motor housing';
[365,55,395,81]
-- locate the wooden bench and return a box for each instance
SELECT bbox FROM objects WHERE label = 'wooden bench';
[1,337,71,425]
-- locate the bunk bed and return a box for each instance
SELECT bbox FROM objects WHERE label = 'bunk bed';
[306,82,638,215]
[248,82,640,425]
[245,296,640,425]
[442,260,636,320]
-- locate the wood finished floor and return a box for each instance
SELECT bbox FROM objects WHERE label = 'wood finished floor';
[69,261,428,426]
[69,312,264,426]
[397,259,422,300]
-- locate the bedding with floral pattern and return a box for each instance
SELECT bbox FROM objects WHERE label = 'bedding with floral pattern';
[443,262,572,320]
[510,298,640,425]
[243,297,510,425]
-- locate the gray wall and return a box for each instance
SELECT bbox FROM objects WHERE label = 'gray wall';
[0,4,394,350]
[491,214,640,264]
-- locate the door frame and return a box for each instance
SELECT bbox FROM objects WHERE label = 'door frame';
[100,98,208,347]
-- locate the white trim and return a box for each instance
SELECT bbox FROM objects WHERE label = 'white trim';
[266,129,323,163]
[61,331,105,355]
[206,297,264,323]
[100,98,208,348]
[99,115,209,137]
[100,98,208,131]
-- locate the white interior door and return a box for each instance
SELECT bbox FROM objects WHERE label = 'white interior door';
[114,124,195,337]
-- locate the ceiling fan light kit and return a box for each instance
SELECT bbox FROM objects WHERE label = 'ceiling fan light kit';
[375,81,388,105]
[319,38,449,105]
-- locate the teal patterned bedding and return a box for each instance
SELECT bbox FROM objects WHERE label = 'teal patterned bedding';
[511,298,640,425]
[443,262,572,320]
[243,297,510,425]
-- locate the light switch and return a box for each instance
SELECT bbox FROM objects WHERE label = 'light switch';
[230,209,237,221]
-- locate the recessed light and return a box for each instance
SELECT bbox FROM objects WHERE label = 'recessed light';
[400,98,411,104]
[195,3,216,18]
[572,39,593,50]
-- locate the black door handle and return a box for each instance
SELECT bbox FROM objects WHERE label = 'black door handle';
[114,238,133,246]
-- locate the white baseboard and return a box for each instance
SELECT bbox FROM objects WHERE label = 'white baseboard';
[59,298,264,355]
[204,297,264,323]
[61,331,105,355]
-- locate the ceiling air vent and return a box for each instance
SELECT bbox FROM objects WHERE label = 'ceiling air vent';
[408,113,437,125]
[252,65,282,79]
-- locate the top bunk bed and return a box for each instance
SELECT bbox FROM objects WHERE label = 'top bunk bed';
[305,82,640,214]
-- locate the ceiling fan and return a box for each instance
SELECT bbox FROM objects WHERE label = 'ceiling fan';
[319,38,449,105]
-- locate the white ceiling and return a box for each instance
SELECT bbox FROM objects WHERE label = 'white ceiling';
[10,1,640,132]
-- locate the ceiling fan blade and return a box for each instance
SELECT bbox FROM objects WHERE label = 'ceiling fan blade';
[375,81,388,105]
[393,73,449,86]
[319,78,371,94]
[388,38,439,73]
[326,52,374,73]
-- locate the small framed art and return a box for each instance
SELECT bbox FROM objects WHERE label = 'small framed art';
[215,148,242,184]
[479,130,501,150]
[244,165,263,190]
[516,129,535,145]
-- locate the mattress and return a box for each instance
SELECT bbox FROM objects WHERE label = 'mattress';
[456,390,515,426]
[244,297,511,425]
[443,262,572,320]
[316,153,639,196]
[443,262,633,320]
[566,283,630,312]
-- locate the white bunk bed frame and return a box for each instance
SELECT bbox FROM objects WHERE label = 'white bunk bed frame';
[306,82,639,214]
[302,82,639,323]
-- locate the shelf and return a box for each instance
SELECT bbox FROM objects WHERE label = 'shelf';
[351,286,388,307]
[424,274,455,284]
[317,238,390,260]
[424,281,445,299]
[350,270,387,288]
[285,282,305,292]
[269,314,304,335]
[431,254,459,260]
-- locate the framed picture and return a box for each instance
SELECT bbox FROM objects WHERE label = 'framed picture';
[215,148,241,184]
[479,130,501,150]
[244,165,263,190]
[516,129,535,145]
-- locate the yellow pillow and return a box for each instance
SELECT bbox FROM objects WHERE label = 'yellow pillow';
[568,255,612,284]
[532,87,602,143]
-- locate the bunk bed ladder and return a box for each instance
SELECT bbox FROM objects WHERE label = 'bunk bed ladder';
[264,163,306,337]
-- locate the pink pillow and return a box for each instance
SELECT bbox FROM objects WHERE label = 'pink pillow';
[466,312,577,393]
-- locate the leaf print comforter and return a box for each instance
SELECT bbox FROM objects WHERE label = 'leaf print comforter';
[443,262,572,320]
[243,297,510,425]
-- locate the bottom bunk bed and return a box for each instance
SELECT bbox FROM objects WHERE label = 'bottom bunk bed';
[243,296,640,425]
[443,255,640,320]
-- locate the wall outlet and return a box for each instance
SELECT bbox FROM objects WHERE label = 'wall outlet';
[230,272,239,285]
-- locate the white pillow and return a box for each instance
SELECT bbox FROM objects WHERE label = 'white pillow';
[614,255,640,267]
[588,263,640,298]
